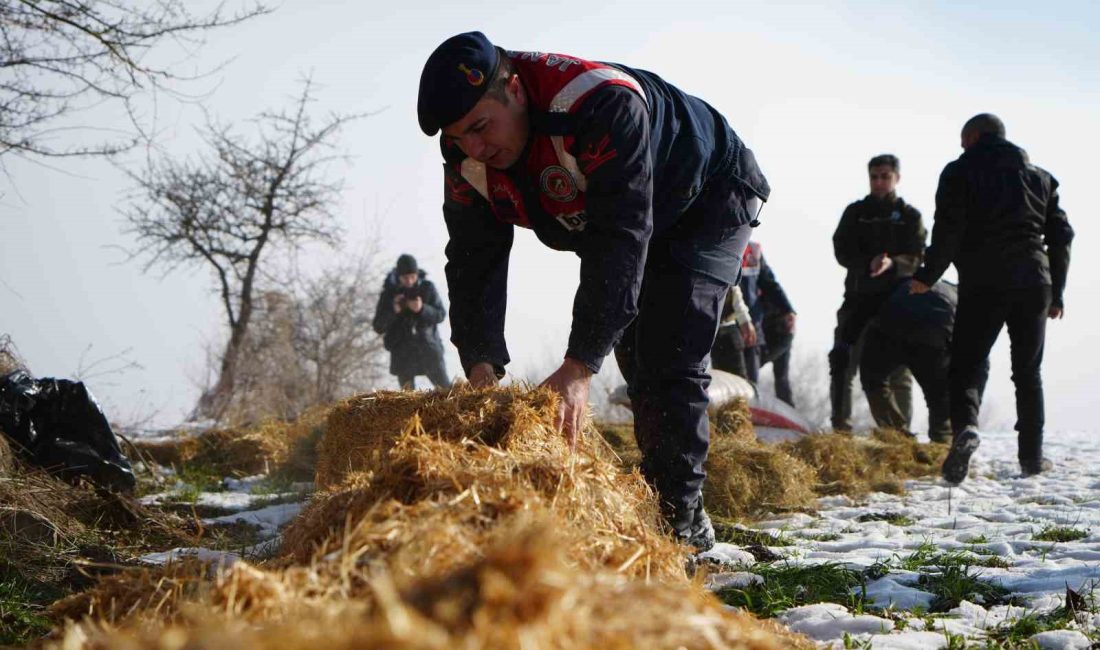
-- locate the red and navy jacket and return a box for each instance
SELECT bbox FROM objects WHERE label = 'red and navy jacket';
[739,241,794,328]
[440,49,770,375]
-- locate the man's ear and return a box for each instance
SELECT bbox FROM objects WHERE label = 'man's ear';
[507,74,526,107]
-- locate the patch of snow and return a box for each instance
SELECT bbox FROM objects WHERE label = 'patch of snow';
[778,603,894,641]
[704,572,763,591]
[205,502,302,536]
[1029,630,1092,649]
[865,577,935,610]
[697,543,756,568]
[754,428,1100,647]
[139,547,239,566]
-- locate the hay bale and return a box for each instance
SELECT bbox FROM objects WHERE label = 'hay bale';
[0,434,13,476]
[315,387,559,489]
[780,428,948,496]
[703,437,818,521]
[597,399,813,521]
[52,521,811,650]
[713,397,755,441]
[133,407,329,477]
[285,386,682,581]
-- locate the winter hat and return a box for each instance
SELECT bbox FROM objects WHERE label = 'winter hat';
[396,254,419,275]
[417,31,500,136]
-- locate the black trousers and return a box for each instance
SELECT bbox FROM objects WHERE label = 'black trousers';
[950,285,1050,464]
[860,328,952,441]
[711,326,750,379]
[762,317,794,406]
[829,292,912,430]
[395,354,452,390]
[615,225,751,529]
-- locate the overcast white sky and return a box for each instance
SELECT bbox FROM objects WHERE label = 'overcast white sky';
[2,0,1097,432]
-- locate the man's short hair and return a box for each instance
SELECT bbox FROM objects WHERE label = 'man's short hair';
[483,49,516,104]
[961,113,1006,140]
[868,154,900,173]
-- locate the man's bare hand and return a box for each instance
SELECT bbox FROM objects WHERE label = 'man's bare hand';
[1049,305,1064,319]
[393,295,404,313]
[407,296,424,313]
[540,357,592,450]
[909,279,931,295]
[869,252,894,278]
[739,321,757,347]
[783,312,797,333]
[468,362,499,388]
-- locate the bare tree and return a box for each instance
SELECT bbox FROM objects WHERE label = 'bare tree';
[1,0,270,162]
[211,258,387,425]
[290,258,387,405]
[124,80,362,420]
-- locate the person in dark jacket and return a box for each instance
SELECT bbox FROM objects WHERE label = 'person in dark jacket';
[830,154,926,431]
[712,241,796,405]
[711,286,756,380]
[418,32,770,551]
[911,114,1074,483]
[860,281,987,443]
[759,275,797,407]
[372,254,452,390]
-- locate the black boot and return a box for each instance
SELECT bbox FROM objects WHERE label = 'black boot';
[942,427,981,485]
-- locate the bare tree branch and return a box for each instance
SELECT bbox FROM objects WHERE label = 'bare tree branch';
[122,79,365,421]
[1,0,272,163]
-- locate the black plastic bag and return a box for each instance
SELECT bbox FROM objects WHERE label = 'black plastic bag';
[0,370,136,493]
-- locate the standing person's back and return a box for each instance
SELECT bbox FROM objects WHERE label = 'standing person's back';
[912,113,1074,482]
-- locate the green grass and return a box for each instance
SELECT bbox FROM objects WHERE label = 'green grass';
[714,522,795,547]
[171,463,226,504]
[0,575,55,645]
[1033,525,1088,543]
[800,531,843,542]
[716,561,867,618]
[917,564,1012,612]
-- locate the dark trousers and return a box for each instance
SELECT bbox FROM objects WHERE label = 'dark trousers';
[711,326,750,379]
[615,226,750,528]
[396,354,452,390]
[762,318,794,406]
[860,327,952,441]
[830,293,912,430]
[950,285,1050,464]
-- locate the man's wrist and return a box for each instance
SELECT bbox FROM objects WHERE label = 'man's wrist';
[563,356,594,379]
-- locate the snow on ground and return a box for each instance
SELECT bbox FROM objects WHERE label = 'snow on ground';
[140,473,311,514]
[708,428,1100,648]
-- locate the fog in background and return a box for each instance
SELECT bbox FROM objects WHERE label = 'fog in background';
[3,0,1097,432]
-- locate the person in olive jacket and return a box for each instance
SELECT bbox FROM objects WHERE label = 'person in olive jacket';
[372,254,452,390]
[912,114,1073,483]
[830,154,927,431]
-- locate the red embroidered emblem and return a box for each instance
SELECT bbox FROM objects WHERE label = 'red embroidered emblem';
[579,134,618,174]
[446,175,474,206]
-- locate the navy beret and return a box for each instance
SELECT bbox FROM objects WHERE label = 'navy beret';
[418,31,501,136]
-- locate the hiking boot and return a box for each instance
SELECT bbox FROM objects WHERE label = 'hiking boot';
[1020,457,1053,478]
[942,427,981,485]
[673,503,716,552]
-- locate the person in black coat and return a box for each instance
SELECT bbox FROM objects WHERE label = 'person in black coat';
[860,281,990,443]
[830,153,926,431]
[372,254,452,389]
[912,113,1073,482]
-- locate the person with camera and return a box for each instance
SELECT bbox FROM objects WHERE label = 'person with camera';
[372,254,452,390]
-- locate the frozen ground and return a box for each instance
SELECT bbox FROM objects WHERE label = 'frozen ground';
[138,472,308,566]
[127,424,1098,647]
[704,428,1100,648]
